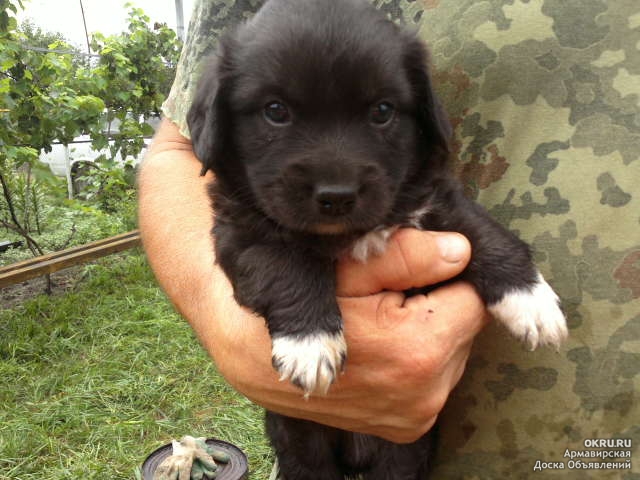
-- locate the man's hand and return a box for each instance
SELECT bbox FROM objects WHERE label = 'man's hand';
[139,119,487,444]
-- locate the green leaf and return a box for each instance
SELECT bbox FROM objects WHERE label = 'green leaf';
[1,57,17,70]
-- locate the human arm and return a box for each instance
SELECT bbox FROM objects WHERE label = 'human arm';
[138,118,487,443]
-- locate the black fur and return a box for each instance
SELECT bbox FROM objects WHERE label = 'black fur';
[187,0,541,478]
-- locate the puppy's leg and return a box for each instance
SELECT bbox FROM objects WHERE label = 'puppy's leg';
[215,232,345,395]
[485,270,567,350]
[354,432,433,480]
[331,430,434,480]
[419,180,568,350]
[266,411,344,480]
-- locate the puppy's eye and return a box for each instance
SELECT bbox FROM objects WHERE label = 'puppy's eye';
[370,102,395,126]
[264,101,291,125]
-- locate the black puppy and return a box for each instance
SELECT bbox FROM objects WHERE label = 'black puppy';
[187,0,567,478]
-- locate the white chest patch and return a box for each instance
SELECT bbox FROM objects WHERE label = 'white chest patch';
[488,271,568,350]
[350,227,397,263]
[348,203,432,263]
[406,204,431,229]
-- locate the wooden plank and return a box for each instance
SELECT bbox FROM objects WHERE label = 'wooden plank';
[0,230,141,288]
[0,231,140,274]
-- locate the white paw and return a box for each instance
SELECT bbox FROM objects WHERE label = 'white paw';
[350,227,397,262]
[271,331,347,396]
[488,272,568,350]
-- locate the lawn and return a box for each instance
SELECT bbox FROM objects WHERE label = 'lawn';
[0,251,273,479]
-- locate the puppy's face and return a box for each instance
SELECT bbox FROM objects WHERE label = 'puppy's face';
[188,0,451,236]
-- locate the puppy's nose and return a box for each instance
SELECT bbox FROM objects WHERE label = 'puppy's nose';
[314,184,357,216]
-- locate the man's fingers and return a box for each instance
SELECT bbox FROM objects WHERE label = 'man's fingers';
[336,229,471,297]
[339,282,486,351]
[417,281,489,348]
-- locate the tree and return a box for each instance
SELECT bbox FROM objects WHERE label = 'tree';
[19,18,84,67]
[19,19,82,53]
[1,0,182,280]
[1,0,105,262]
[89,6,182,159]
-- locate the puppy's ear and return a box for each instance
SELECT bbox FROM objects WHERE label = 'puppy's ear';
[187,49,232,176]
[404,37,452,155]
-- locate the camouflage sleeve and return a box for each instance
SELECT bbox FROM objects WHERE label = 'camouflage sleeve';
[397,1,639,477]
[166,1,640,477]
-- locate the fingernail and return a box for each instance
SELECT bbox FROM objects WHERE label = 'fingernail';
[435,233,468,263]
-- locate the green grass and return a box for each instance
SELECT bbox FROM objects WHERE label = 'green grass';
[0,252,273,479]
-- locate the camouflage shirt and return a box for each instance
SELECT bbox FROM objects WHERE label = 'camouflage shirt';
[163,1,640,478]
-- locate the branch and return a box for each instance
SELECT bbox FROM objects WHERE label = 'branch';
[0,218,44,256]
[0,173,45,256]
[0,70,17,80]
[55,222,77,251]
[0,172,23,232]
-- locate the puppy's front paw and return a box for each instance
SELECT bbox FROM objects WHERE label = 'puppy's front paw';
[488,272,568,350]
[271,331,347,397]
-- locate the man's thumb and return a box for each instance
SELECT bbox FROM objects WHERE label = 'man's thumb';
[336,229,471,297]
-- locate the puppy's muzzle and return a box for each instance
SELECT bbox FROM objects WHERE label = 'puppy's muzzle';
[314,183,357,217]
[276,158,390,234]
